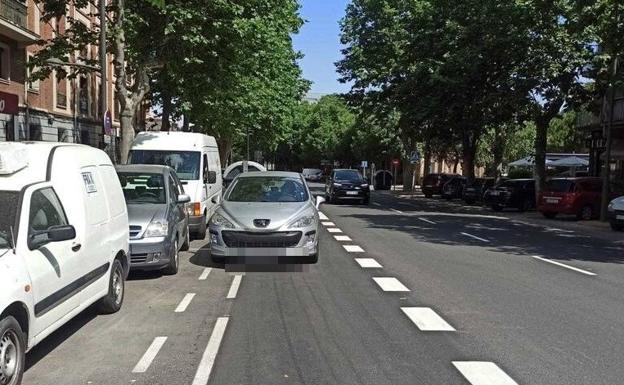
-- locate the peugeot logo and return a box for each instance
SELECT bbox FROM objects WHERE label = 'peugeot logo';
[253,219,271,228]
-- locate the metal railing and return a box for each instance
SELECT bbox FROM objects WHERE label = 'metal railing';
[0,0,27,29]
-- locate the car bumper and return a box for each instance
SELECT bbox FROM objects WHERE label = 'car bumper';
[331,190,369,200]
[608,210,624,225]
[538,203,577,215]
[188,214,204,231]
[129,237,172,270]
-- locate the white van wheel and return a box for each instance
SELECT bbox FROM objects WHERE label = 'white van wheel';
[0,316,25,385]
[98,259,125,314]
[196,215,207,239]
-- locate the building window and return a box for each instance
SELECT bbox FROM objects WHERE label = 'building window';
[27,53,40,92]
[79,76,89,115]
[56,73,67,109]
[81,129,90,145]
[29,124,42,141]
[0,43,10,81]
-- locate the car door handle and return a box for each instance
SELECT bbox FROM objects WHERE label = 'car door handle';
[71,243,82,252]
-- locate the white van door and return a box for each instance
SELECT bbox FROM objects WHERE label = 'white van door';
[20,186,83,336]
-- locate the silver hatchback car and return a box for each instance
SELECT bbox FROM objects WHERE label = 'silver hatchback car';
[209,171,324,264]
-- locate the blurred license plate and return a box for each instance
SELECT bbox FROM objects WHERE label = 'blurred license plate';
[346,191,358,195]
[491,191,500,196]
[546,198,558,204]
[617,215,624,220]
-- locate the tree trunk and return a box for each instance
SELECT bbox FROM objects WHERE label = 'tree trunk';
[161,92,172,131]
[462,132,478,179]
[119,107,135,164]
[486,126,505,178]
[534,116,549,195]
[402,157,413,191]
[217,137,233,166]
[423,143,431,177]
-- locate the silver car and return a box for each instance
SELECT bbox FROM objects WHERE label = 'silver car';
[209,171,324,264]
[116,165,191,274]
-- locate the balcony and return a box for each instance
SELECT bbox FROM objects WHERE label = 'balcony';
[0,0,38,43]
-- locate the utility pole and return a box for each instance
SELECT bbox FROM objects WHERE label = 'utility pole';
[99,0,110,161]
[600,57,618,221]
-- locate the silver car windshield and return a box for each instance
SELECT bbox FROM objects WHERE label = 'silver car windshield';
[118,173,167,204]
[226,176,308,203]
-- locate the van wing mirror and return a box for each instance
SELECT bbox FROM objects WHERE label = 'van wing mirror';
[177,194,191,204]
[206,171,217,184]
[211,195,219,204]
[29,224,78,249]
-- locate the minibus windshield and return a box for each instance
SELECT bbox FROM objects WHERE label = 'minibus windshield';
[129,150,201,180]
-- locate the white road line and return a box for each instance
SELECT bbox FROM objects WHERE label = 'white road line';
[460,232,490,243]
[343,245,365,253]
[334,235,352,241]
[321,221,335,226]
[191,317,229,385]
[198,268,212,280]
[372,202,382,207]
[418,217,437,225]
[132,337,168,373]
[452,361,519,385]
[226,275,243,298]
[355,258,382,268]
[390,208,404,214]
[174,293,196,313]
[318,212,328,220]
[327,228,343,233]
[531,255,596,276]
[372,277,410,292]
[401,307,455,331]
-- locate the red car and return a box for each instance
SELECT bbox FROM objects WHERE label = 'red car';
[538,177,603,220]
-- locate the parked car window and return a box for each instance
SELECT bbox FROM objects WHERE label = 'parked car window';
[28,188,68,243]
[226,176,308,202]
[545,180,574,193]
[168,176,179,202]
[118,173,166,204]
[129,150,200,181]
[0,191,19,249]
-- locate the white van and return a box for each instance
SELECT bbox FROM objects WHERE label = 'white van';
[0,142,129,385]
[128,131,222,239]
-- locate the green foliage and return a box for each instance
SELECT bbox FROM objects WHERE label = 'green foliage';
[507,168,533,179]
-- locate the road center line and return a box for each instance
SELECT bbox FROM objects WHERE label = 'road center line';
[175,293,196,313]
[418,217,436,225]
[390,208,404,214]
[334,235,352,241]
[327,228,343,233]
[460,232,490,243]
[372,277,410,292]
[198,268,212,280]
[318,212,329,220]
[191,317,229,385]
[401,307,455,331]
[343,245,365,253]
[321,221,335,226]
[531,255,596,276]
[226,275,243,298]
[132,336,168,373]
[355,258,382,268]
[452,361,519,385]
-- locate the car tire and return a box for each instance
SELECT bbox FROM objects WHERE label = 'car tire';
[211,255,225,264]
[163,239,179,275]
[577,205,593,221]
[542,211,558,219]
[610,222,623,231]
[181,226,190,251]
[196,215,207,240]
[492,204,503,212]
[97,259,125,314]
[0,316,25,385]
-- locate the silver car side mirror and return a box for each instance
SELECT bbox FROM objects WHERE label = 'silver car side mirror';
[315,196,326,209]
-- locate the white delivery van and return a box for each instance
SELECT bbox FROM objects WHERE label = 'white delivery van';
[0,142,129,385]
[128,131,222,239]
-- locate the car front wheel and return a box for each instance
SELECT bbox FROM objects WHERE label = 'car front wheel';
[577,205,593,221]
[97,259,125,314]
[163,239,179,275]
[0,316,25,385]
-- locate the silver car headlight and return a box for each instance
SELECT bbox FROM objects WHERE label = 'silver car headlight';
[210,212,235,229]
[289,214,315,228]
[145,220,168,237]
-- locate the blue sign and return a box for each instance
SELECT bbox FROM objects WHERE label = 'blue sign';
[410,151,420,164]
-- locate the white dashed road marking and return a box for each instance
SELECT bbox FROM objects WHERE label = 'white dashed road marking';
[334,235,352,241]
[198,268,212,280]
[391,208,404,214]
[452,361,519,385]
[191,317,229,385]
[401,307,455,331]
[327,228,343,233]
[321,221,335,226]
[460,232,490,243]
[132,337,167,373]
[418,217,437,225]
[531,255,596,276]
[174,293,196,313]
[318,212,328,220]
[373,277,410,292]
[226,275,243,299]
[355,258,382,268]
[343,245,364,253]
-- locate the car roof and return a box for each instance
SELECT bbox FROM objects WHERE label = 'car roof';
[236,171,302,179]
[116,164,172,174]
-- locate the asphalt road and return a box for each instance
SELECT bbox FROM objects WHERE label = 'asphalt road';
[23,182,624,385]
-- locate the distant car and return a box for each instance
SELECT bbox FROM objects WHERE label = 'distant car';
[374,170,393,190]
[608,196,624,231]
[538,177,603,220]
[442,176,467,200]
[117,165,191,275]
[421,173,458,198]
[209,171,322,264]
[463,177,496,204]
[302,168,324,182]
[223,161,266,188]
[485,179,535,212]
[325,169,370,204]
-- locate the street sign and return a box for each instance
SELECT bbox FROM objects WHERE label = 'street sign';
[410,151,420,164]
[361,160,368,168]
[103,110,113,135]
[392,159,400,166]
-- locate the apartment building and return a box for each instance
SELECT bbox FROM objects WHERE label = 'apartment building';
[0,0,118,150]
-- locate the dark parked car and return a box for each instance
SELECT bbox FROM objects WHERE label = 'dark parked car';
[421,173,458,198]
[538,177,603,220]
[442,176,467,200]
[325,169,370,204]
[374,170,393,190]
[463,177,496,204]
[485,179,535,212]
[607,196,624,231]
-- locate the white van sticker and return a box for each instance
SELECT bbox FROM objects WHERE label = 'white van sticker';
[82,172,97,193]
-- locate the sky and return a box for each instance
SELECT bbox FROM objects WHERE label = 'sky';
[292,0,352,96]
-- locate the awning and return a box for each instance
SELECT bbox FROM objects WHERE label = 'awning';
[550,156,589,167]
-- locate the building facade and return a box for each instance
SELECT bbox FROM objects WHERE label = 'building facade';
[0,0,118,152]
